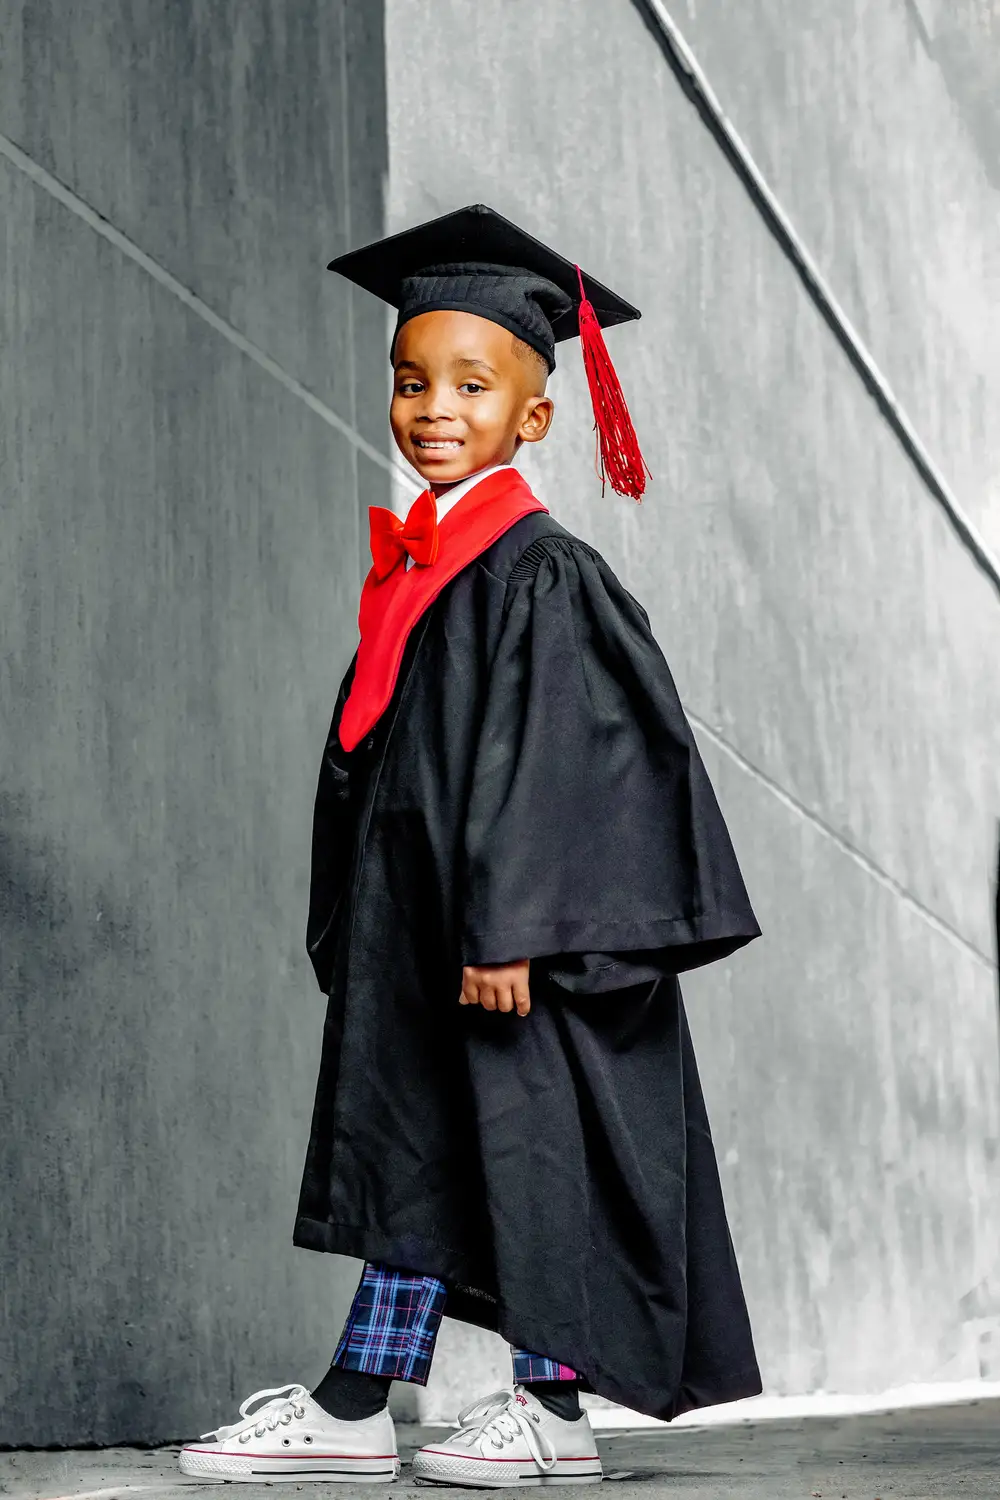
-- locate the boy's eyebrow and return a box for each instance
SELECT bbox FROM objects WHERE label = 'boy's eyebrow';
[454,357,498,374]
[394,356,499,375]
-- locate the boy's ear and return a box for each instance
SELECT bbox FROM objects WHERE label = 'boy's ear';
[519,395,555,445]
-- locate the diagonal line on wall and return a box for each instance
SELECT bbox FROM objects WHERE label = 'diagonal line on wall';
[0,128,422,496]
[631,0,1000,605]
[2,128,989,967]
[689,709,995,969]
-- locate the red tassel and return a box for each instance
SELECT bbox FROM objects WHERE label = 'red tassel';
[575,265,651,503]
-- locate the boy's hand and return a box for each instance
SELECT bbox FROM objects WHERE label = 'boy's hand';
[460,960,531,1016]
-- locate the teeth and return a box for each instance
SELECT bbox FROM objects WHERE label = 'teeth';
[415,440,462,449]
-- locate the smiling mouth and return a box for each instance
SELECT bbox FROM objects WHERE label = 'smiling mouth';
[413,438,463,450]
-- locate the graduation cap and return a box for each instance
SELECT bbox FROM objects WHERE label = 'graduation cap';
[327,204,651,502]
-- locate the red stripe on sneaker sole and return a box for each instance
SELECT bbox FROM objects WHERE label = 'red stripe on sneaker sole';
[420,1451,600,1464]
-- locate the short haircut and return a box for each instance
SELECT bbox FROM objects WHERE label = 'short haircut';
[509,333,550,389]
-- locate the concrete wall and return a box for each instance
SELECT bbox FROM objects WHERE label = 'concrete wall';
[0,1,390,1446]
[383,0,1000,1417]
[672,0,1000,555]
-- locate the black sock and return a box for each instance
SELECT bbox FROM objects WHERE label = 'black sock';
[311,1363,393,1420]
[527,1380,581,1422]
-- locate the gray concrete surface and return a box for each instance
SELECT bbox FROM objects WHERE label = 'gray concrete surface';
[667,0,1000,554]
[6,1400,1000,1499]
[0,0,391,1448]
[385,0,1000,1417]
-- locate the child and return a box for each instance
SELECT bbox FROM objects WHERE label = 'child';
[180,204,762,1486]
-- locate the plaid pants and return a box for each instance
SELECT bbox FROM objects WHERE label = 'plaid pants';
[333,1261,578,1386]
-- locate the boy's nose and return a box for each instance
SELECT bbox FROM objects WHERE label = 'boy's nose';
[416,409,458,426]
[415,384,459,420]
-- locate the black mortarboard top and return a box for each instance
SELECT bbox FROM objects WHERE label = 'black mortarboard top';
[327,204,651,501]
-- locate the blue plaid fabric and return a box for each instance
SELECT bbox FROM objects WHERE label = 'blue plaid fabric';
[510,1348,580,1383]
[334,1261,578,1385]
[333,1262,447,1384]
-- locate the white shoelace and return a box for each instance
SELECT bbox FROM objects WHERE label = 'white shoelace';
[454,1390,557,1472]
[200,1382,310,1443]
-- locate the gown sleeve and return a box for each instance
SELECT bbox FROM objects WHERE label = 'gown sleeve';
[306,652,359,993]
[459,536,760,985]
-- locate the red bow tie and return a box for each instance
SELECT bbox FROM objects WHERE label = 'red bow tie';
[368,491,440,581]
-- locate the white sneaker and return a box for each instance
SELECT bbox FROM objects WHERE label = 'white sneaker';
[412,1385,602,1487]
[178,1382,400,1483]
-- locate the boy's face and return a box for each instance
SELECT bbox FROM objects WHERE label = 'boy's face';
[390,310,554,490]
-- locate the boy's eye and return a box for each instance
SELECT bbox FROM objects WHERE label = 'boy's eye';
[459,382,485,394]
[398,380,424,395]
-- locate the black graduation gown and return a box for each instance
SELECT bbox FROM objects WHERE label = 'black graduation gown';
[293,512,763,1420]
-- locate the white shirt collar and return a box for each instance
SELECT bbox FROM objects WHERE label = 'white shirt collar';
[404,462,514,568]
[434,461,513,521]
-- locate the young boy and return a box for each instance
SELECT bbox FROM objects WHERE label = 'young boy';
[180,205,762,1486]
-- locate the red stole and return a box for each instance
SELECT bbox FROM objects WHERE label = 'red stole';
[339,468,548,752]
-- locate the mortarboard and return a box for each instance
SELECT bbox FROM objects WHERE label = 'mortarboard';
[327,204,651,502]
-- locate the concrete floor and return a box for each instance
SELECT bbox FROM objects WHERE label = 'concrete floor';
[5,1397,1000,1500]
